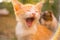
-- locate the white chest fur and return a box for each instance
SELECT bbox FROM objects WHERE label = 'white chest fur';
[15,22,37,40]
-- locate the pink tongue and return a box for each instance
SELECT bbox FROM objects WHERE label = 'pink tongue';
[26,21,32,27]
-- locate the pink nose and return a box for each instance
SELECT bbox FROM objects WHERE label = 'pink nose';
[32,13,35,17]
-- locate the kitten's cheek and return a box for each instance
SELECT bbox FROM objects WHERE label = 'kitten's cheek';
[35,13,40,17]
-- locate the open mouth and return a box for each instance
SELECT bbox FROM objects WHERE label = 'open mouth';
[26,17,35,27]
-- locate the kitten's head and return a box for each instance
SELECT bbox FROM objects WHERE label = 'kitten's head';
[40,11,53,21]
[39,10,53,25]
[12,0,44,27]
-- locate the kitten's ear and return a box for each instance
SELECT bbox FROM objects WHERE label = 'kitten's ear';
[36,0,45,12]
[12,0,23,12]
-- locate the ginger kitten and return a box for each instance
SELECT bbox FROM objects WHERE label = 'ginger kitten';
[12,0,53,40]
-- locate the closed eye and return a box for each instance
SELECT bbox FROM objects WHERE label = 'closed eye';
[35,10,38,13]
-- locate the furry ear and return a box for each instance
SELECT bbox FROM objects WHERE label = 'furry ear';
[35,0,45,12]
[12,0,24,12]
